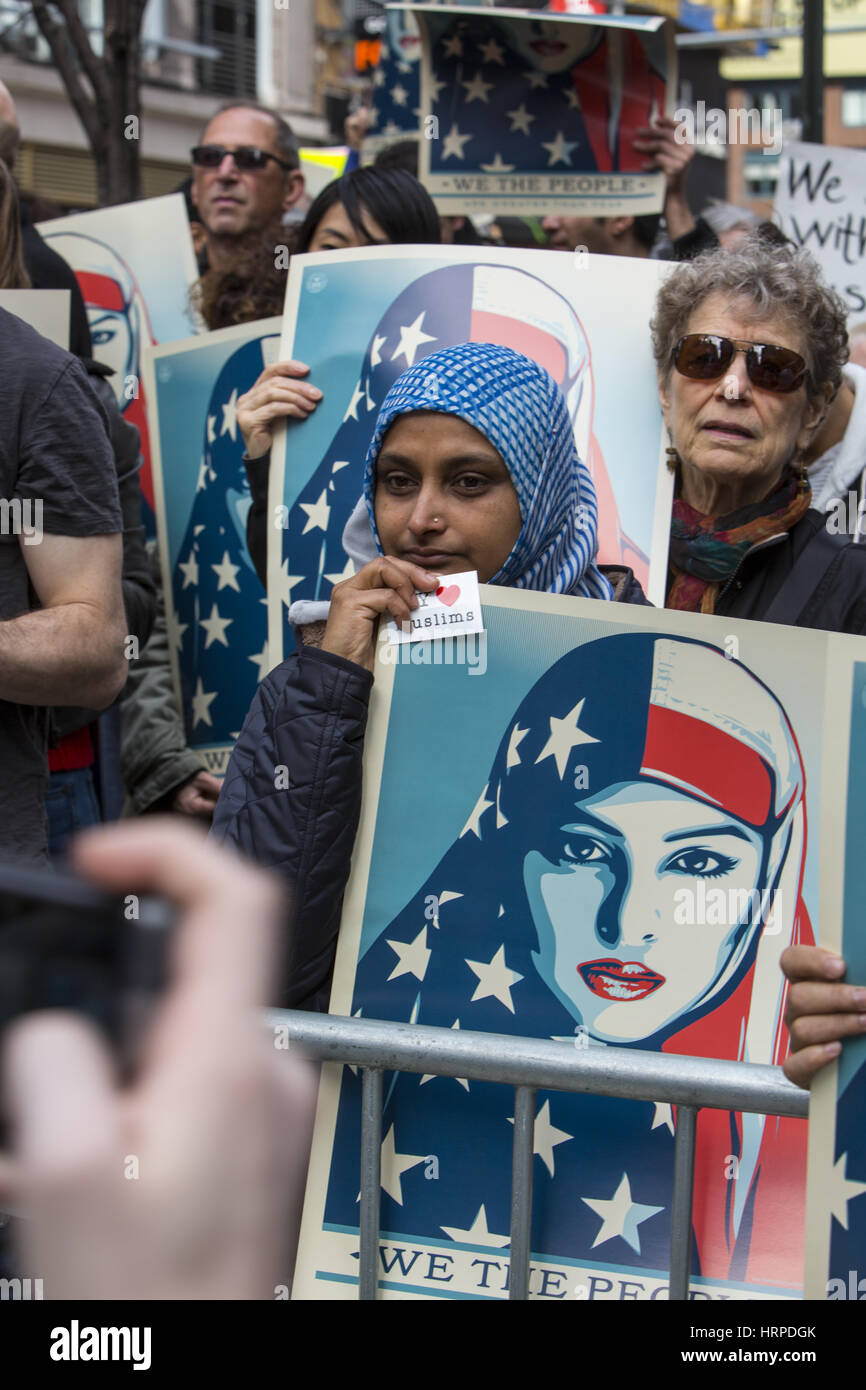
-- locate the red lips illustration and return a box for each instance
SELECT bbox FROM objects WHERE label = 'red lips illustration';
[578,959,666,1002]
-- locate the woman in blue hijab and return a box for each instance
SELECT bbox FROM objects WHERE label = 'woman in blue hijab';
[211,341,646,1007]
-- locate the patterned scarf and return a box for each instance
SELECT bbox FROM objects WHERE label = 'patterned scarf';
[667,469,812,614]
[362,341,614,601]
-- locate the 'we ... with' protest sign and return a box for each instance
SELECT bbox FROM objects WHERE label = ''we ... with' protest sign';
[774,142,866,321]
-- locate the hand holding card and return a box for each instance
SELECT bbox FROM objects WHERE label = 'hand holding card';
[321,555,439,672]
[385,570,485,645]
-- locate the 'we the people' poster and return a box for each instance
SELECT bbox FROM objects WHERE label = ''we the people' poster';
[293,592,856,1300]
[38,194,200,538]
[144,319,282,774]
[409,3,676,216]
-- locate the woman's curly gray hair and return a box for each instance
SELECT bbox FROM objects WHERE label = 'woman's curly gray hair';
[650,239,849,396]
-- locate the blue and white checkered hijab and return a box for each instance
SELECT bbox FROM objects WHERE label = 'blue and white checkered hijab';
[362,342,614,600]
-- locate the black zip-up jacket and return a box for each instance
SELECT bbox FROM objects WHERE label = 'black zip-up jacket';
[710,509,866,634]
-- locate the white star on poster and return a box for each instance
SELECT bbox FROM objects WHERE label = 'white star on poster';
[582,1173,663,1253]
[442,32,463,58]
[460,783,494,838]
[200,602,232,649]
[478,36,505,65]
[543,131,578,167]
[442,123,472,161]
[369,333,387,368]
[300,488,331,534]
[535,698,599,779]
[441,1204,509,1247]
[343,378,364,422]
[828,1153,866,1229]
[462,71,493,104]
[169,613,187,654]
[178,550,199,589]
[324,557,355,588]
[277,562,305,610]
[507,1099,573,1178]
[220,388,239,440]
[506,724,528,770]
[248,641,270,681]
[196,457,210,493]
[429,75,446,102]
[563,86,581,109]
[381,121,402,139]
[527,71,549,90]
[191,677,217,729]
[481,154,515,174]
[364,379,376,412]
[206,414,216,444]
[380,1125,426,1205]
[651,1103,675,1135]
[373,67,385,88]
[506,103,536,136]
[331,458,350,474]
[386,924,431,983]
[211,550,241,592]
[391,312,437,369]
[495,782,508,829]
[392,83,408,106]
[466,944,524,1013]
[421,1020,469,1089]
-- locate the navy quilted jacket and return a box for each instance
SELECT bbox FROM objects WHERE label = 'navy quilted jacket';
[210,645,373,1011]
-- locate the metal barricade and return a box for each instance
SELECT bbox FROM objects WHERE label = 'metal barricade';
[273,1009,809,1302]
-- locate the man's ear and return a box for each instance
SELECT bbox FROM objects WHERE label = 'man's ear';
[608,216,635,242]
[799,381,835,449]
[282,171,305,213]
[657,370,671,418]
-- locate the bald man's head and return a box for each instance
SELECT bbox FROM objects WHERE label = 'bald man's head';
[0,80,20,168]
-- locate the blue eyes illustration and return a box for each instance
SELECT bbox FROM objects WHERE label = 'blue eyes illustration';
[91,327,117,345]
[559,833,739,880]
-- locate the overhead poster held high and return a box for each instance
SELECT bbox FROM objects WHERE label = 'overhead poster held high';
[408,3,676,216]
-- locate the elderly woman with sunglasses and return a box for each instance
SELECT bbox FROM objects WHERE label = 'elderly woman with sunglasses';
[653,240,866,633]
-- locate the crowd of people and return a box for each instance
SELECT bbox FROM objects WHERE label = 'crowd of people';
[0,82,864,1299]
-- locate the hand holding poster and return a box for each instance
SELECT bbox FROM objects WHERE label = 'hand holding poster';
[774,142,866,321]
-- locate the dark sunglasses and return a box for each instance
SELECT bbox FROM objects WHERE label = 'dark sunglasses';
[673,333,808,394]
[191,144,297,173]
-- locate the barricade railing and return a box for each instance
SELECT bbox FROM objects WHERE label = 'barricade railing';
[272,1009,809,1302]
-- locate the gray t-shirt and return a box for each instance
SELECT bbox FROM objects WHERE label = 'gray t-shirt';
[0,307,121,861]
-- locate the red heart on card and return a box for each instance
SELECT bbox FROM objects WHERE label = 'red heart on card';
[436,584,460,607]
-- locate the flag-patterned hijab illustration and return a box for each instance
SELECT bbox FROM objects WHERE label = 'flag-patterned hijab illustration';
[326,634,812,1291]
[424,11,667,183]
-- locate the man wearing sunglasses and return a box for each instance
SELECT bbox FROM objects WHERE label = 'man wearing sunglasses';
[190,103,305,273]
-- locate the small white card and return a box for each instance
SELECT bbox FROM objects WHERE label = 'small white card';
[385,570,485,644]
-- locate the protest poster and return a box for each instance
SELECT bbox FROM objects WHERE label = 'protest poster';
[363,6,425,160]
[143,318,282,775]
[38,194,200,537]
[0,289,70,348]
[774,142,866,322]
[408,3,676,216]
[804,655,866,1300]
[292,591,855,1300]
[268,242,673,666]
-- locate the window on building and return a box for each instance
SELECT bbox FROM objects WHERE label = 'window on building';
[842,87,866,127]
[744,157,780,200]
[197,0,256,98]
